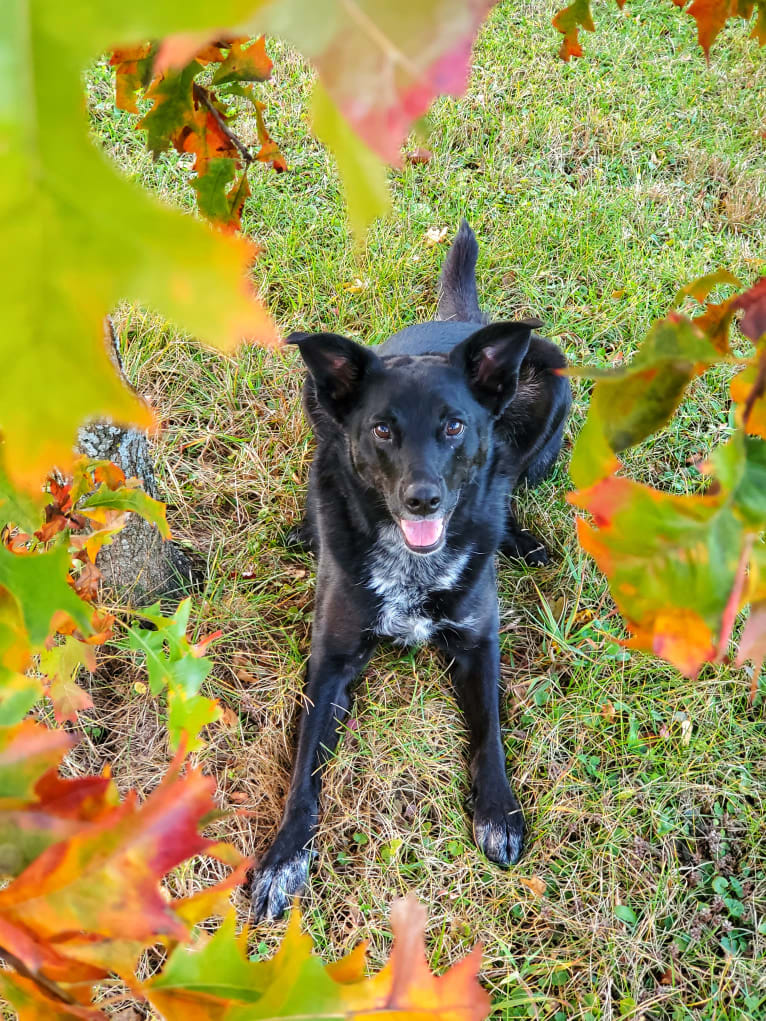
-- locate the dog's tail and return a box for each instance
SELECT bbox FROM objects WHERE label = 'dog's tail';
[437,219,486,324]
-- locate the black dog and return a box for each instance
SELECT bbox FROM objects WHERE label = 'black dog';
[251,222,571,921]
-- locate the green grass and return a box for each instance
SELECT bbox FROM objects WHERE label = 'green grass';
[77,2,766,1017]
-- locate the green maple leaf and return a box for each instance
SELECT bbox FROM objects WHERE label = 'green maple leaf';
[311,83,390,239]
[552,0,594,60]
[191,158,239,222]
[1,0,278,494]
[80,481,171,538]
[144,898,491,1020]
[168,689,222,753]
[569,306,731,489]
[127,599,219,750]
[709,433,766,529]
[0,544,93,645]
[570,475,744,676]
[140,60,203,154]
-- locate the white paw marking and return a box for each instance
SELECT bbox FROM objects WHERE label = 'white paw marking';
[251,849,311,920]
[474,808,524,865]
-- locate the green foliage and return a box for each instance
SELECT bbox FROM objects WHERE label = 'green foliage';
[1,1,278,494]
[0,544,93,646]
[1,0,765,1016]
[0,457,185,728]
[569,277,766,678]
[311,82,390,240]
[126,599,221,751]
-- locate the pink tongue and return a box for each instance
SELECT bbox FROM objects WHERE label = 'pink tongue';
[400,517,444,548]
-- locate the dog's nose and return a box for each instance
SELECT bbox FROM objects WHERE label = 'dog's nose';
[402,482,441,515]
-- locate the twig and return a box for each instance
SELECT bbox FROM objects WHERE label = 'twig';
[192,83,253,165]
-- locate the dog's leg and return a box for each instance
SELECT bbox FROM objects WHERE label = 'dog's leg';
[443,629,524,867]
[251,588,376,922]
[499,505,549,566]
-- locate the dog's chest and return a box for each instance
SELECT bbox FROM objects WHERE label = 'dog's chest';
[366,526,470,645]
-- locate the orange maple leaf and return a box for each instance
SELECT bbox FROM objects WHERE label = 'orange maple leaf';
[685,0,734,56]
[0,759,242,979]
[154,33,231,75]
[178,108,239,174]
[342,897,491,1020]
[625,607,717,677]
[552,0,595,60]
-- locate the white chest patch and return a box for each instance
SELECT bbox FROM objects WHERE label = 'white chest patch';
[366,524,471,645]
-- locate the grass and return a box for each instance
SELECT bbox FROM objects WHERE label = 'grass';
[72,1,766,1017]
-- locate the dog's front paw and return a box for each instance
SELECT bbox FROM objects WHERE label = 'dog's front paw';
[285,523,315,552]
[501,529,549,567]
[250,847,312,922]
[472,791,525,867]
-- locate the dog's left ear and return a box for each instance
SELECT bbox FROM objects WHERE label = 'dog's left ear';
[288,332,381,419]
[450,319,541,417]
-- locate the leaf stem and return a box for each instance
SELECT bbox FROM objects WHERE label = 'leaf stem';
[742,346,766,430]
[715,534,754,662]
[0,945,78,1005]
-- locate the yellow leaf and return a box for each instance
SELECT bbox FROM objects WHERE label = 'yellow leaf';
[3,4,279,492]
[518,875,547,897]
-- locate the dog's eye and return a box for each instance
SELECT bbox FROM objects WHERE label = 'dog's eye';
[372,423,392,440]
[445,419,465,437]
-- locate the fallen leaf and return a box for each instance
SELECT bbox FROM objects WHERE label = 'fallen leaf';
[405,147,433,165]
[219,705,239,728]
[342,278,369,294]
[518,875,547,897]
[600,701,616,721]
[424,226,449,246]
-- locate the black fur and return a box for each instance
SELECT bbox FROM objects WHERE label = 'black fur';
[251,223,571,921]
[437,218,487,324]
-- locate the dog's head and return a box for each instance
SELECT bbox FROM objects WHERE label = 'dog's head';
[290,322,537,554]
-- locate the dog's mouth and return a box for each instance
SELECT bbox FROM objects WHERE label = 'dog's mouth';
[397,516,446,553]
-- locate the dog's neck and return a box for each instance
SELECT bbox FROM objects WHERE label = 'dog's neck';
[366,523,474,644]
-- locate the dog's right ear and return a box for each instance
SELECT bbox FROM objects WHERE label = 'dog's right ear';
[449,320,540,418]
[288,332,381,418]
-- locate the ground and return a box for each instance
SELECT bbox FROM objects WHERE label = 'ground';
[73,1,766,1017]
